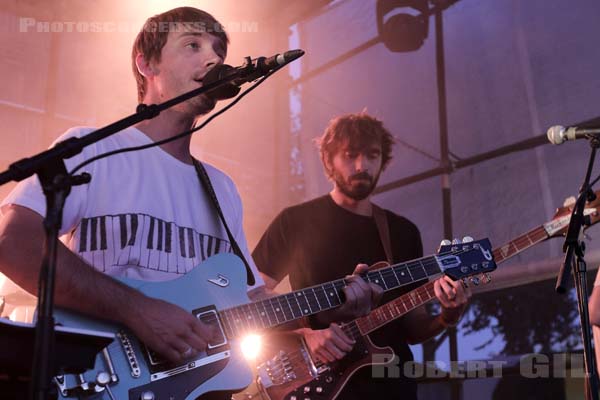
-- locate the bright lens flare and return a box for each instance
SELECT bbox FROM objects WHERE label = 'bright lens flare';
[240,334,262,360]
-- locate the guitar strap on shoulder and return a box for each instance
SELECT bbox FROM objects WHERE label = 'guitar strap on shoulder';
[192,158,256,286]
[372,203,394,264]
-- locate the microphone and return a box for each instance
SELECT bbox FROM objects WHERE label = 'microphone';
[203,49,305,100]
[547,125,600,145]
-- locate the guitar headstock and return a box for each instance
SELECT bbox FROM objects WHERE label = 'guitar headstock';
[437,238,497,281]
[544,190,600,238]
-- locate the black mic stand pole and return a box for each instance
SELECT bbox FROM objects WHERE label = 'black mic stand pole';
[0,58,263,400]
[555,137,600,400]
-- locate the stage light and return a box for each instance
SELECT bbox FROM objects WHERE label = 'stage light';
[240,334,262,361]
[376,0,430,52]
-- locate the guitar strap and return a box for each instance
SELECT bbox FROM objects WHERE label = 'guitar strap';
[372,204,394,264]
[192,158,256,286]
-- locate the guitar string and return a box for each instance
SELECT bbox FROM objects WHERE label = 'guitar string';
[259,234,542,370]
[193,245,495,345]
[76,236,537,383]
[257,285,440,373]
[261,233,547,371]
[248,231,546,340]
[269,229,541,345]
[214,246,486,335]
[67,236,545,383]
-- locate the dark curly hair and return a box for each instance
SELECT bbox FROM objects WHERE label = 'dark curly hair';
[315,112,395,178]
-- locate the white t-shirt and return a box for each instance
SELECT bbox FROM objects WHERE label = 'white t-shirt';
[1,126,264,290]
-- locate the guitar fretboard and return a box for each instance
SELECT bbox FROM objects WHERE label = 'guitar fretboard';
[348,226,550,336]
[492,225,548,264]
[218,254,444,339]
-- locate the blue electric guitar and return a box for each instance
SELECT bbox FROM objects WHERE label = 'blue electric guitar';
[53,239,496,399]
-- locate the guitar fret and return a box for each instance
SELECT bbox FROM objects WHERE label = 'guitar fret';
[526,233,534,245]
[406,264,414,281]
[394,266,412,285]
[269,298,283,324]
[317,285,333,308]
[279,296,294,321]
[220,239,494,339]
[258,301,271,327]
[324,282,342,307]
[220,310,235,338]
[416,289,423,303]
[232,306,246,334]
[286,293,302,319]
[360,281,440,334]
[240,304,256,331]
[228,309,241,337]
[295,291,312,315]
[249,304,260,330]
[251,303,269,329]
[396,302,405,315]
[423,258,442,276]
[309,288,322,311]
[371,270,388,290]
[494,225,552,264]
[381,268,400,289]
[265,299,278,325]
[390,268,402,287]
[411,261,427,280]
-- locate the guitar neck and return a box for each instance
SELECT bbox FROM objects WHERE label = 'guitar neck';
[491,224,549,264]
[218,254,443,339]
[353,225,550,336]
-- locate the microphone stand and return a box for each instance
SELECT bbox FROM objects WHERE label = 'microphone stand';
[555,137,600,400]
[0,57,261,400]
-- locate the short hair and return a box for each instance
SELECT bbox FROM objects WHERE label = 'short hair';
[316,112,395,177]
[131,7,229,103]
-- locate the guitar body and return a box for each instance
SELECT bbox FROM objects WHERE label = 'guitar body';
[54,253,253,400]
[260,333,393,400]
[49,239,495,399]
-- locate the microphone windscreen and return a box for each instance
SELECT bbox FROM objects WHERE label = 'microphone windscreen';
[203,64,241,100]
[547,125,565,145]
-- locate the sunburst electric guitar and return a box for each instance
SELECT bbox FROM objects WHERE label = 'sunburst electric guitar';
[255,194,600,400]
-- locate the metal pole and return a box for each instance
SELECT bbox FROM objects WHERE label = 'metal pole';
[434,5,461,400]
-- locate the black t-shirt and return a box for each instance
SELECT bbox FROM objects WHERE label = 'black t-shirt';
[253,195,424,399]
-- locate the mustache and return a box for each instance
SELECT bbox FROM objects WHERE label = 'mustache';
[350,172,373,182]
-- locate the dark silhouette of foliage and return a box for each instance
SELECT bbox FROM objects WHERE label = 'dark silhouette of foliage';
[459,277,592,356]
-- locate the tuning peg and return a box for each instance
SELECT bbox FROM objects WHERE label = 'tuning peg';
[461,278,469,288]
[470,276,480,286]
[452,238,461,245]
[439,239,452,246]
[563,196,576,207]
[482,273,492,284]
[462,236,474,243]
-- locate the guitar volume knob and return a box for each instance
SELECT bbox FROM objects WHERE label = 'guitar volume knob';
[140,391,155,400]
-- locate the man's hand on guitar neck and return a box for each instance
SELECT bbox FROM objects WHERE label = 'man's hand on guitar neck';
[313,263,384,326]
[434,275,471,327]
[299,323,355,363]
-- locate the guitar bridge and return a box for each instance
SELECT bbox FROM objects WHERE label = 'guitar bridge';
[300,338,329,377]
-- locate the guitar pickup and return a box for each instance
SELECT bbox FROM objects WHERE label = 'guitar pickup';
[195,307,227,350]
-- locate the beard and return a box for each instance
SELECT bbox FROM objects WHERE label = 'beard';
[332,169,381,201]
